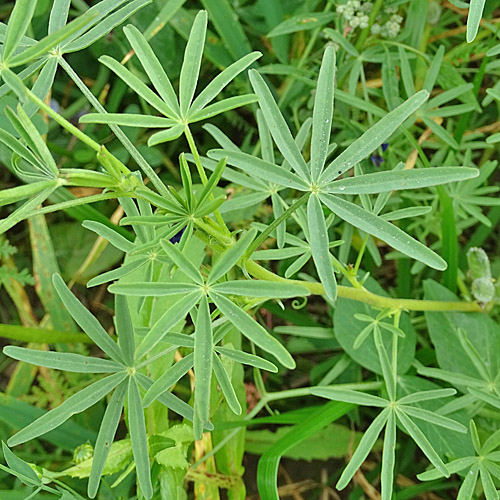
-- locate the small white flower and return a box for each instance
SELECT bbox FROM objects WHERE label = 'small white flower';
[371,23,381,35]
[390,14,403,24]
[361,2,373,11]
[351,0,361,9]
[359,14,369,28]
[384,6,398,14]
[336,4,345,14]
[349,16,360,28]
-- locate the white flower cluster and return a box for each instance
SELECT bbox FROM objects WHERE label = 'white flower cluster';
[336,0,372,30]
[371,7,404,39]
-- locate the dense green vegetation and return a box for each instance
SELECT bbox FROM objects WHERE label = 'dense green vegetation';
[1,0,500,499]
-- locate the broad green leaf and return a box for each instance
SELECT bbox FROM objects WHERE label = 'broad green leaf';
[381,411,396,500]
[212,353,241,415]
[3,347,122,373]
[2,0,37,62]
[8,372,126,446]
[82,221,134,253]
[135,292,201,359]
[311,45,336,181]
[122,25,179,117]
[114,295,134,367]
[307,194,337,301]
[142,353,194,407]
[127,377,153,499]
[109,282,198,296]
[210,291,295,369]
[194,296,213,438]
[190,51,261,113]
[396,409,449,477]
[208,149,310,190]
[88,380,127,498]
[321,91,429,183]
[179,10,207,116]
[325,167,478,194]
[160,239,203,284]
[99,55,173,116]
[249,69,309,179]
[208,228,257,284]
[320,194,446,270]
[214,346,278,372]
[311,387,388,407]
[467,0,486,42]
[337,408,390,489]
[211,280,309,298]
[53,274,124,363]
[80,113,176,128]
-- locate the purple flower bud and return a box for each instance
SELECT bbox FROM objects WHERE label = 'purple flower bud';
[169,226,186,244]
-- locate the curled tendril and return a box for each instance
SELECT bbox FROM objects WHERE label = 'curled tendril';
[292,296,308,310]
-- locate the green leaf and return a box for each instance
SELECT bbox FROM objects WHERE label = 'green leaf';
[209,291,295,369]
[135,292,201,359]
[188,94,258,122]
[321,91,429,182]
[418,457,475,480]
[458,462,479,500]
[127,377,153,500]
[479,464,498,500]
[399,405,467,433]
[208,149,310,190]
[3,347,122,373]
[249,69,309,180]
[311,45,336,181]
[257,401,352,500]
[208,228,257,284]
[82,220,134,253]
[160,239,203,284]
[99,55,173,116]
[122,24,179,117]
[214,346,278,372]
[212,353,241,415]
[2,0,37,62]
[190,51,261,114]
[109,282,199,296]
[381,411,396,500]
[311,387,388,407]
[8,372,126,446]
[193,295,213,438]
[421,116,459,149]
[142,353,194,407]
[307,194,337,301]
[195,157,226,210]
[179,10,207,116]
[80,113,176,128]
[148,123,185,146]
[467,0,486,42]
[320,194,446,270]
[267,12,335,37]
[88,380,127,498]
[423,45,445,93]
[114,295,135,367]
[0,180,59,208]
[87,258,148,288]
[53,274,125,364]
[397,388,457,405]
[337,407,390,490]
[1,442,40,486]
[211,280,309,298]
[395,409,449,478]
[374,328,396,401]
[325,167,478,194]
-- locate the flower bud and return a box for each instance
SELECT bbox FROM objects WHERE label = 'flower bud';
[472,277,495,304]
[467,247,491,280]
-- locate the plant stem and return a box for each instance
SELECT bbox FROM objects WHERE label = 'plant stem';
[244,260,482,312]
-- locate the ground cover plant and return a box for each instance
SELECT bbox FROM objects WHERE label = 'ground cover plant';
[0,0,500,498]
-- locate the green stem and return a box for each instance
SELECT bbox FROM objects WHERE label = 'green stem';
[244,260,482,312]
[354,0,384,51]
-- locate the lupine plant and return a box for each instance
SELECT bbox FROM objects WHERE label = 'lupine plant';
[0,1,499,499]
